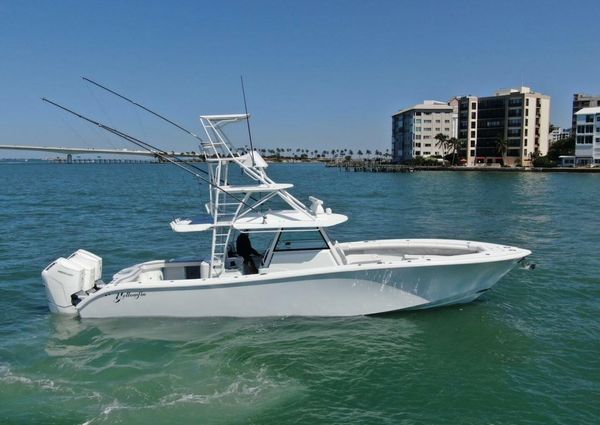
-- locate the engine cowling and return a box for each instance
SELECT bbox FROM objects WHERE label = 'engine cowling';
[42,250,103,315]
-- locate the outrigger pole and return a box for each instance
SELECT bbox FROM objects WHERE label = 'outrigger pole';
[82,76,204,143]
[41,97,258,211]
[81,77,260,198]
[82,76,260,190]
[240,76,255,167]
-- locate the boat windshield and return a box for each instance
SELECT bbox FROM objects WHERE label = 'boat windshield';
[274,230,329,252]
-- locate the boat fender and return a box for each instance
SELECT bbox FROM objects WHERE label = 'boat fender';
[200,261,210,278]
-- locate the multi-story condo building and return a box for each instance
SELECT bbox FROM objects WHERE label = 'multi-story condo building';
[549,127,571,145]
[457,87,551,166]
[392,100,454,162]
[574,107,600,166]
[572,93,600,133]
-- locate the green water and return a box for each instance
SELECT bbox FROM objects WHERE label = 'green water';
[0,163,598,424]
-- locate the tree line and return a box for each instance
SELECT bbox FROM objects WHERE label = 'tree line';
[233,147,394,161]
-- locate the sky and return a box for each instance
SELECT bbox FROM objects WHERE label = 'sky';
[1,0,599,158]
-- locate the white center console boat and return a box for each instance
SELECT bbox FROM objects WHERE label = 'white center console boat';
[42,114,531,318]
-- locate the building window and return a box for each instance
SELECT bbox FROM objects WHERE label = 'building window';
[415,151,421,156]
[444,120,450,123]
[470,140,475,147]
[471,102,476,109]
[415,135,421,140]
[424,119,432,123]
[415,127,421,132]
[435,128,441,131]
[471,130,476,137]
[415,143,421,147]
[435,119,440,123]
[509,98,523,106]
[470,149,475,156]
[423,151,431,155]
[415,119,421,124]
[577,125,594,133]
[470,121,476,129]
[416,112,421,116]
[444,128,450,131]
[526,99,529,106]
[524,149,527,156]
[596,115,600,122]
[576,136,593,144]
[424,128,432,131]
[425,143,431,147]
[471,112,476,119]
[596,138,600,143]
[586,115,594,123]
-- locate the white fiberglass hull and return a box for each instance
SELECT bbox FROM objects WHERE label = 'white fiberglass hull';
[73,249,528,318]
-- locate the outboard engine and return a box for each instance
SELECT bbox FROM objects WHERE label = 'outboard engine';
[67,249,102,291]
[42,250,102,315]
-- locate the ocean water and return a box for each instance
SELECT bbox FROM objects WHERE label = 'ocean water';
[0,163,598,424]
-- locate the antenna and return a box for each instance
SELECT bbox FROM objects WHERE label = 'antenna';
[240,76,255,166]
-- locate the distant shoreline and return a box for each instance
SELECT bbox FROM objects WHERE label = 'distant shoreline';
[332,163,600,173]
[3,159,599,173]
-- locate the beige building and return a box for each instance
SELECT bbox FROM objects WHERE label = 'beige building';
[392,100,455,162]
[457,87,551,166]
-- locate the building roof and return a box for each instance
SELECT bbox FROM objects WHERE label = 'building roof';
[496,86,534,96]
[457,87,550,100]
[575,106,600,115]
[393,100,452,116]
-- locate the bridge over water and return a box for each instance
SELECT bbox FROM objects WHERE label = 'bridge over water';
[0,144,204,162]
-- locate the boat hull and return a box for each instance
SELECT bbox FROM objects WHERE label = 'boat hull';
[77,258,521,318]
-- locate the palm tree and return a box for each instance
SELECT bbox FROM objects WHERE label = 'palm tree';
[495,137,509,165]
[446,137,461,165]
[434,133,449,158]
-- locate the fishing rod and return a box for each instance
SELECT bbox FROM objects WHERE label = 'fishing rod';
[82,76,204,143]
[240,76,255,167]
[41,97,259,212]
